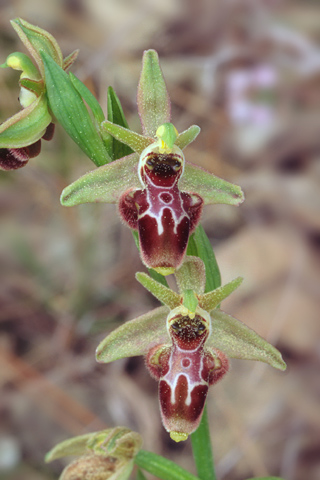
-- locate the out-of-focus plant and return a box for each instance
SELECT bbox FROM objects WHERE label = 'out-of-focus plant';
[0,19,286,480]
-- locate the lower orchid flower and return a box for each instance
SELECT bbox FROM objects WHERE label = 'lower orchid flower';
[96,256,286,442]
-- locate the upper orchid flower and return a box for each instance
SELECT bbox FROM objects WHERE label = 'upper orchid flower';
[60,50,244,274]
[96,256,286,442]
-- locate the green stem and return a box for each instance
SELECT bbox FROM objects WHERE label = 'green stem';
[135,450,199,480]
[190,405,217,480]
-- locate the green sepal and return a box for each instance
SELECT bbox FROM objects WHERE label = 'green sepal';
[181,162,245,206]
[107,87,133,160]
[60,153,140,206]
[187,225,221,292]
[11,18,63,76]
[102,120,153,154]
[200,277,243,312]
[175,255,206,295]
[69,72,105,124]
[175,125,201,150]
[0,93,51,148]
[19,77,44,97]
[96,306,169,363]
[208,310,287,370]
[182,290,198,313]
[41,51,111,166]
[137,49,171,137]
[45,427,142,462]
[135,272,181,309]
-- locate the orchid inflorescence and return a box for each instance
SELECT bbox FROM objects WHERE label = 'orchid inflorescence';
[1,18,286,478]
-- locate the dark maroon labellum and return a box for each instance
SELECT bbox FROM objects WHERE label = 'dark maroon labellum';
[119,146,203,273]
[146,313,229,438]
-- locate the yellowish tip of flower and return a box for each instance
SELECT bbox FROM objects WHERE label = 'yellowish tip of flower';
[170,431,189,442]
[153,266,175,276]
[156,123,178,153]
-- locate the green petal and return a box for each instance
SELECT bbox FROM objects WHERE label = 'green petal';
[175,125,201,150]
[200,277,243,312]
[208,310,286,370]
[0,93,51,148]
[137,50,171,137]
[60,153,140,206]
[96,306,169,363]
[175,256,206,295]
[11,18,63,76]
[41,52,111,166]
[181,163,245,206]
[102,120,153,154]
[63,49,79,71]
[136,272,181,309]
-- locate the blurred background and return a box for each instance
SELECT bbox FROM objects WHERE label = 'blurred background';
[0,0,320,479]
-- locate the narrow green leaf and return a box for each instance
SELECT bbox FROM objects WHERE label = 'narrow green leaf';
[69,72,105,124]
[136,272,181,309]
[245,477,285,480]
[102,120,153,154]
[187,225,221,292]
[175,125,201,150]
[181,162,244,206]
[96,306,169,363]
[41,51,111,166]
[107,87,133,160]
[135,450,199,480]
[200,277,243,312]
[0,93,51,148]
[136,469,148,480]
[60,153,140,206]
[209,310,287,370]
[175,256,206,295]
[137,49,171,137]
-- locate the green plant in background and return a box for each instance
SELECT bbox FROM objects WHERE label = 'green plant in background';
[0,19,286,480]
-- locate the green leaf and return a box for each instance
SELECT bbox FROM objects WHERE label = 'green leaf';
[96,306,169,363]
[175,256,206,295]
[107,86,133,160]
[11,18,63,76]
[200,277,243,312]
[41,51,111,166]
[187,225,221,292]
[175,125,201,150]
[137,49,171,137]
[0,93,51,148]
[135,450,199,480]
[102,120,153,154]
[69,72,105,124]
[136,469,148,480]
[245,477,285,480]
[136,272,181,309]
[208,310,287,370]
[191,407,216,480]
[60,153,140,206]
[181,162,244,206]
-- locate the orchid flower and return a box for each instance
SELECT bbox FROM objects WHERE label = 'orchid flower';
[0,19,113,170]
[96,256,286,442]
[60,50,244,275]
